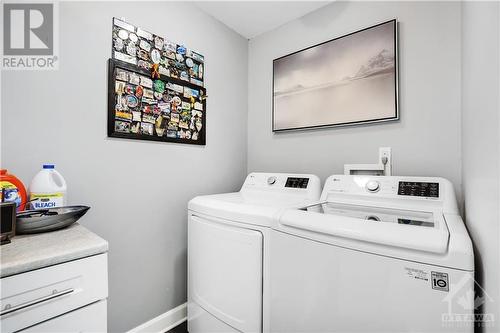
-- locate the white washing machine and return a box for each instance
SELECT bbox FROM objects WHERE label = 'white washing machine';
[188,172,321,333]
[270,175,474,333]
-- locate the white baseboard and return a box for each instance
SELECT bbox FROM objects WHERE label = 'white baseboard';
[127,302,187,333]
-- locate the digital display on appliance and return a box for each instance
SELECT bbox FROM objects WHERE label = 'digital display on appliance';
[285,177,309,189]
[398,182,439,198]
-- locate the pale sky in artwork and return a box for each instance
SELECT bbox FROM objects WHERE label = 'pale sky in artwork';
[273,21,395,92]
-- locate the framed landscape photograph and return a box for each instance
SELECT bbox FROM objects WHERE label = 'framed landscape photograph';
[273,19,398,132]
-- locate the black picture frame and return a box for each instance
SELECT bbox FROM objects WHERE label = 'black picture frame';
[107,58,206,145]
[272,19,399,132]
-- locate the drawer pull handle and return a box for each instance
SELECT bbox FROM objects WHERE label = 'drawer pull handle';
[1,288,74,316]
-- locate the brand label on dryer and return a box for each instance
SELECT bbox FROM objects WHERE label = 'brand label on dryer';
[404,267,429,282]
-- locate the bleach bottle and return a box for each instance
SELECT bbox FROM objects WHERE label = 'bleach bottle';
[29,164,67,209]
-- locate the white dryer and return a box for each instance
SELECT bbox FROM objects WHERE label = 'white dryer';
[188,172,321,333]
[270,175,474,333]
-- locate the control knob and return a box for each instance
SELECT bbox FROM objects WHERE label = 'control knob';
[366,180,380,193]
[267,176,277,185]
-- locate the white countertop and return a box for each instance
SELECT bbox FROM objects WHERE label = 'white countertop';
[0,223,108,278]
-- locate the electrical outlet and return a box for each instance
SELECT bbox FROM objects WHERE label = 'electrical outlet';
[379,147,392,176]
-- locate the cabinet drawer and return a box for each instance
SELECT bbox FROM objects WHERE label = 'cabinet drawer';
[20,300,107,333]
[1,253,108,333]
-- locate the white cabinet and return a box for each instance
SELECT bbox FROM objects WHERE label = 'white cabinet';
[1,253,108,333]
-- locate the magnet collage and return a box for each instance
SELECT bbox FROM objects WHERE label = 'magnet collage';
[108,18,206,145]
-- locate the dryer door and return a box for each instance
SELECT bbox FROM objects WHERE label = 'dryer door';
[188,214,263,333]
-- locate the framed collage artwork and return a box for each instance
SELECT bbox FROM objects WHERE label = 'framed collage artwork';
[108,18,206,145]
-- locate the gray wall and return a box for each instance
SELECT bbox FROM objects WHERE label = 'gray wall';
[3,1,500,332]
[0,2,248,332]
[247,1,463,201]
[462,2,500,331]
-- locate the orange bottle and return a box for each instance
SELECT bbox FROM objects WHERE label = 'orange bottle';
[0,169,27,212]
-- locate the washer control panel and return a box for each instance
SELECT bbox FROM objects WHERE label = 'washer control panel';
[398,181,439,198]
[323,175,444,200]
[321,175,457,214]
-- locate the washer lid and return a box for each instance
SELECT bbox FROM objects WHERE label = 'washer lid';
[306,202,437,228]
[278,203,449,254]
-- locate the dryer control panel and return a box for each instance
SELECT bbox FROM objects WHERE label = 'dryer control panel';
[285,177,310,189]
[241,173,321,202]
